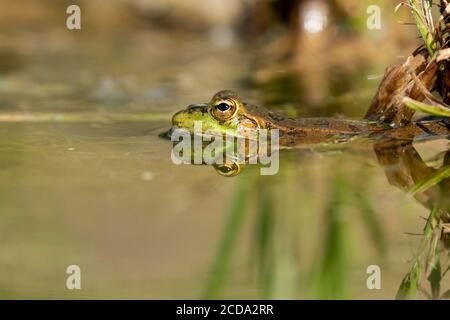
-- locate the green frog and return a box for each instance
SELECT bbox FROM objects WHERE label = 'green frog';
[170,90,450,146]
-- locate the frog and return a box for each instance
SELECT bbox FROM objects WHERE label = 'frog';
[170,90,450,147]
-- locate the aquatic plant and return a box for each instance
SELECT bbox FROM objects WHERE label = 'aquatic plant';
[400,0,450,117]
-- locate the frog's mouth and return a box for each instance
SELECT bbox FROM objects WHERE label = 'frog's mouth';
[159,127,176,140]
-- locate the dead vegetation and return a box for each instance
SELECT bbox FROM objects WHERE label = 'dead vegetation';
[367,0,450,125]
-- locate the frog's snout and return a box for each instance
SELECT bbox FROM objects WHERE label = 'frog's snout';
[171,103,208,127]
[171,109,184,127]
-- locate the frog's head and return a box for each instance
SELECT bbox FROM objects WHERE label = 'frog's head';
[171,90,266,138]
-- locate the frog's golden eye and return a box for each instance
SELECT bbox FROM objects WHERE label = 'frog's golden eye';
[210,99,238,122]
[213,162,243,177]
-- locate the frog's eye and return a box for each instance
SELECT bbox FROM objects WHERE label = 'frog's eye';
[213,162,243,177]
[210,99,238,122]
[216,102,231,112]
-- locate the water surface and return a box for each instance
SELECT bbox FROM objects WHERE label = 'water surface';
[0,16,449,300]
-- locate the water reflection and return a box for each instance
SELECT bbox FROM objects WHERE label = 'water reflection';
[375,139,450,299]
[169,131,450,299]
[1,0,448,300]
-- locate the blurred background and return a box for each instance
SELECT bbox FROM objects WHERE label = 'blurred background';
[0,0,448,299]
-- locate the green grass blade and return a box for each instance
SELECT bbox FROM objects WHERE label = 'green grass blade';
[423,205,439,239]
[354,190,387,260]
[203,175,252,298]
[254,183,275,297]
[427,256,441,299]
[313,172,350,299]
[404,98,450,117]
[408,0,436,55]
[409,165,450,195]
[396,261,421,300]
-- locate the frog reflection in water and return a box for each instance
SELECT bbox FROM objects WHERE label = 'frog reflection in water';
[170,90,450,176]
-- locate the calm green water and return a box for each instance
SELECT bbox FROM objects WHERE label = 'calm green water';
[0,24,449,299]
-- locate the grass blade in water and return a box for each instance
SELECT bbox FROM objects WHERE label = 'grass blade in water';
[354,189,387,260]
[409,166,450,195]
[254,181,275,297]
[396,261,421,300]
[404,98,450,117]
[427,256,441,299]
[203,174,252,298]
[312,172,350,299]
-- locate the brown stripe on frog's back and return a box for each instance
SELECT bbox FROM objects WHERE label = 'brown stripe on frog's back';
[242,103,383,144]
[268,115,380,136]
